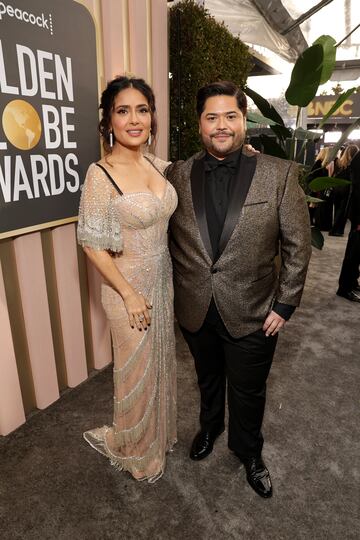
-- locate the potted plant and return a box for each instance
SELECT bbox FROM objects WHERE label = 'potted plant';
[245,35,359,248]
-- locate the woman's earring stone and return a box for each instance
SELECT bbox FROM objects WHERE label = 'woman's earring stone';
[109,131,113,148]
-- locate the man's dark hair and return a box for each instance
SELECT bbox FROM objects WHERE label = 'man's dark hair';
[196,81,247,117]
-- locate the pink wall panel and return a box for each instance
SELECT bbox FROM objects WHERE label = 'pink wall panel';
[1,0,170,435]
[14,234,59,409]
[151,0,169,160]
[76,0,114,371]
[129,0,148,80]
[52,224,88,387]
[0,262,26,435]
[86,260,112,370]
[101,0,126,80]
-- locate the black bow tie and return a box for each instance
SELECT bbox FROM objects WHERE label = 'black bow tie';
[204,157,237,173]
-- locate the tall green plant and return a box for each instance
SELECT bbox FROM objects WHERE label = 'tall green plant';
[245,34,359,249]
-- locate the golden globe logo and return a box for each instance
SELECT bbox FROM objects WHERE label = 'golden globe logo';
[2,100,42,150]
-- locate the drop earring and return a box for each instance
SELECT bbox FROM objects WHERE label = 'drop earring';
[109,131,113,148]
[147,130,152,146]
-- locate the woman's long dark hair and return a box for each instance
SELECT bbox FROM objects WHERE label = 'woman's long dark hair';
[99,75,157,154]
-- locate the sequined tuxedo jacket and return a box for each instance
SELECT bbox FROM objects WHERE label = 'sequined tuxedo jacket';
[166,148,312,339]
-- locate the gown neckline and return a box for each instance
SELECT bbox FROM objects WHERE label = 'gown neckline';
[96,154,169,203]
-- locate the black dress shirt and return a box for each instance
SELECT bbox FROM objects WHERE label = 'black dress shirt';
[204,149,295,322]
[204,149,240,258]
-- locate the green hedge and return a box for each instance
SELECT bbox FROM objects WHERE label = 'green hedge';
[169,0,253,160]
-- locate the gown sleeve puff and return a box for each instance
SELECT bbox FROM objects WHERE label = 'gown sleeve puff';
[77,163,123,253]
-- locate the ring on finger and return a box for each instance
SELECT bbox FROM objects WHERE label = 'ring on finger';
[138,314,145,322]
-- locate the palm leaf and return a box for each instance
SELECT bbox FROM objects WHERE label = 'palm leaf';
[309,176,351,191]
[318,88,356,128]
[313,35,337,84]
[311,227,324,250]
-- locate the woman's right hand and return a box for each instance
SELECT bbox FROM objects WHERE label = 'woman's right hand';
[123,291,152,331]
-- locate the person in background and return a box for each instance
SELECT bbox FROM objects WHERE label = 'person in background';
[329,144,359,237]
[336,148,360,303]
[308,146,335,230]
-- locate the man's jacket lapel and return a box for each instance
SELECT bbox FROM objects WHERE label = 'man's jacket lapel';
[190,155,214,261]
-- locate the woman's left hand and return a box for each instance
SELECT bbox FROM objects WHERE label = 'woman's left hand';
[244,143,260,155]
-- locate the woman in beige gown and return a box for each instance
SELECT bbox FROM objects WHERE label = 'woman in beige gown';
[77,76,177,483]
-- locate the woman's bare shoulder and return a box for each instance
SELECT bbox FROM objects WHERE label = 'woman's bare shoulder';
[143,152,171,173]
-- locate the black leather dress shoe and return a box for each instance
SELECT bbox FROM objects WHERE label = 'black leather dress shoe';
[240,456,273,498]
[189,428,224,461]
[336,290,360,303]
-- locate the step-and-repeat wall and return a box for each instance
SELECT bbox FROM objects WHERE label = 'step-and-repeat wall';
[0,0,169,436]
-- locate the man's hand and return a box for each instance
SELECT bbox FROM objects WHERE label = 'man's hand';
[263,311,286,337]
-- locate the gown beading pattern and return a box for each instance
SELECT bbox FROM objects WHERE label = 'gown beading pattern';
[77,156,178,483]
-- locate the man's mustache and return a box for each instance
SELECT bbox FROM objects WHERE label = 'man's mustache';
[210,131,234,138]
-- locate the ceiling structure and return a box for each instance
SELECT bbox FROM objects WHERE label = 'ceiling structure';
[192,0,360,78]
[202,0,301,63]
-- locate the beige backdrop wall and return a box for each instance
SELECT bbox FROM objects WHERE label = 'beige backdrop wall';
[0,0,169,436]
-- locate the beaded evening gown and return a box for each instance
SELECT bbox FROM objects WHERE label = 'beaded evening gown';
[77,155,177,483]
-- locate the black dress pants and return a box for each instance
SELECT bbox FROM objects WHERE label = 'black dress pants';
[180,302,278,459]
[330,185,350,235]
[314,194,333,231]
[338,225,360,293]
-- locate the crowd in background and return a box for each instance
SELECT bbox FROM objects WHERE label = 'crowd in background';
[308,144,359,235]
[309,143,360,303]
